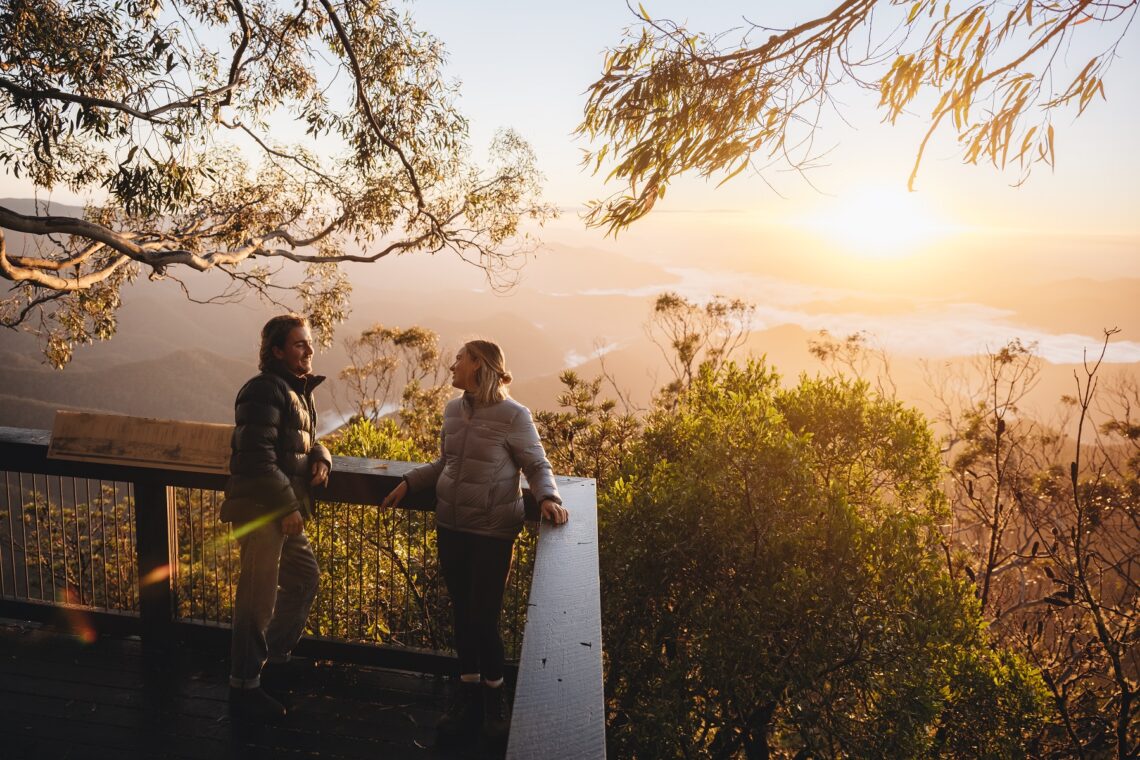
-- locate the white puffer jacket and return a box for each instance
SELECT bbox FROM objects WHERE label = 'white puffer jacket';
[404,394,561,539]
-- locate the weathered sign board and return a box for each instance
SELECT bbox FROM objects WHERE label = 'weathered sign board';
[47,411,233,474]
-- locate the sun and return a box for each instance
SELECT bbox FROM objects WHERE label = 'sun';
[802,185,950,260]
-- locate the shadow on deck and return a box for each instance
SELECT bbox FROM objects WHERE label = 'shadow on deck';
[1,620,496,760]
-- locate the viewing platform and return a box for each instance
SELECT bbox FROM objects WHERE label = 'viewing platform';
[0,425,604,758]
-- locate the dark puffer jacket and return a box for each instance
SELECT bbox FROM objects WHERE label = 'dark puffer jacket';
[219,367,332,525]
[404,394,561,540]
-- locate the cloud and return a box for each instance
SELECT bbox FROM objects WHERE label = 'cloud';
[551,266,1140,364]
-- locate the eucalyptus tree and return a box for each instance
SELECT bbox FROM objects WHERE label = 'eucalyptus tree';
[533,369,642,489]
[338,323,450,451]
[939,332,1140,758]
[0,0,552,366]
[649,291,754,405]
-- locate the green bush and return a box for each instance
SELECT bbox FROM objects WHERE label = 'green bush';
[600,361,1047,758]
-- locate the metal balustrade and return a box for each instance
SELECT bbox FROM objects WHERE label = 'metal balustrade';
[1,472,137,614]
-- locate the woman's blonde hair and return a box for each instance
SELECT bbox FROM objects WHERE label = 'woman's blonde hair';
[464,339,512,406]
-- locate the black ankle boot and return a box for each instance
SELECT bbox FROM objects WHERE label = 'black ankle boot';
[482,683,512,741]
[437,679,482,738]
[261,656,313,690]
[228,686,286,722]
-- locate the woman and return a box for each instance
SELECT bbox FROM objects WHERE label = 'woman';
[382,339,568,742]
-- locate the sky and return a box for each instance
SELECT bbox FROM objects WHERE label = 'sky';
[406,1,1140,232]
[3,0,1138,365]
[404,0,1140,362]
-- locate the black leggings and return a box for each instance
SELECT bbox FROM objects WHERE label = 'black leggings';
[437,525,515,682]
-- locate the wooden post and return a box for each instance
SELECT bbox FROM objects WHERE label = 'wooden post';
[133,479,174,648]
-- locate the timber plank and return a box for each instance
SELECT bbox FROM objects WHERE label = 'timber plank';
[507,477,605,759]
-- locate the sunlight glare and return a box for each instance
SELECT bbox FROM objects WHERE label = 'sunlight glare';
[801,186,950,260]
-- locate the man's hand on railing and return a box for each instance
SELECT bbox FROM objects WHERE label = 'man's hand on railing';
[541,499,569,525]
[382,480,408,509]
[311,460,330,487]
[280,510,304,536]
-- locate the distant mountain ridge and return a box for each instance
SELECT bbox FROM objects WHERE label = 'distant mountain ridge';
[0,348,253,428]
[2,196,1137,434]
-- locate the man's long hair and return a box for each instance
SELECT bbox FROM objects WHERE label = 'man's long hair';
[464,339,512,406]
[259,313,309,372]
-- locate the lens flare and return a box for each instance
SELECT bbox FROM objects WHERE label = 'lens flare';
[141,563,171,587]
[226,509,290,541]
[57,586,98,644]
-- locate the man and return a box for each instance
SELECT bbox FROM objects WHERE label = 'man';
[220,314,331,720]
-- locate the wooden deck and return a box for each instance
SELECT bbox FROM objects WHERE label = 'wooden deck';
[0,620,503,760]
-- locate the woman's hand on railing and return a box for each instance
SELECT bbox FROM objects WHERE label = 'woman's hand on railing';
[382,480,408,509]
[540,499,568,525]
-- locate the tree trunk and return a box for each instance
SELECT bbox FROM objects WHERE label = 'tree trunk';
[742,701,777,760]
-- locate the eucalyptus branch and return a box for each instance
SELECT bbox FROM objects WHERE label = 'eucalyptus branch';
[317,0,431,217]
[219,0,252,108]
[8,240,106,272]
[0,76,239,123]
[0,286,67,328]
[582,0,1137,230]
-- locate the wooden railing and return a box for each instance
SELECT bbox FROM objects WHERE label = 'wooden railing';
[0,425,605,758]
